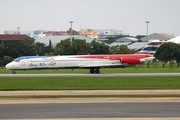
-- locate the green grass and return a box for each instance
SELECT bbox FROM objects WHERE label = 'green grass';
[1,65,180,91]
[1,94,180,98]
[0,76,180,90]
[1,66,180,74]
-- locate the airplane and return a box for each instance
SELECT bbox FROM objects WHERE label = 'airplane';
[5,39,164,74]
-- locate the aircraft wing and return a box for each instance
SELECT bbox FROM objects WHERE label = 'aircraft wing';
[140,57,155,62]
[79,64,123,68]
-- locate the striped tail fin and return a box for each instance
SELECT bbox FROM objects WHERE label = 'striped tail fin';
[137,39,164,56]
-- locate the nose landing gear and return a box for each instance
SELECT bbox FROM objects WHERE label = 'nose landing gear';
[12,70,16,74]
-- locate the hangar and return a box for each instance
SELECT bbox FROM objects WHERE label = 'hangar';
[141,33,174,41]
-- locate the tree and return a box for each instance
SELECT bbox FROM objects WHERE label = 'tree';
[90,40,110,54]
[45,40,54,55]
[3,56,13,66]
[100,42,110,54]
[3,41,21,58]
[111,45,136,54]
[71,39,90,55]
[54,38,91,55]
[174,44,180,67]
[35,42,46,56]
[19,40,36,56]
[67,28,79,35]
[154,42,179,67]
[103,37,116,44]
[0,44,4,57]
[54,39,72,55]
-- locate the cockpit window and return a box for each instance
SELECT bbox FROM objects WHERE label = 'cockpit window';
[13,59,20,62]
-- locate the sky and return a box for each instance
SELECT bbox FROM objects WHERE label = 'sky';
[1,0,180,36]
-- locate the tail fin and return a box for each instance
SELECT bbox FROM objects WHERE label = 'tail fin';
[137,39,164,56]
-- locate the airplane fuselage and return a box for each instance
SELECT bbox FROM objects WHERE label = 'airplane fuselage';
[5,54,151,73]
[5,39,163,74]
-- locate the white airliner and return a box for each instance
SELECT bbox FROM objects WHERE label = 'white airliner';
[5,39,164,74]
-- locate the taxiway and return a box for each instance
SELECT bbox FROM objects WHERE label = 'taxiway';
[0,73,180,77]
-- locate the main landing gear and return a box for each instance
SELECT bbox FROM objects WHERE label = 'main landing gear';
[90,68,100,74]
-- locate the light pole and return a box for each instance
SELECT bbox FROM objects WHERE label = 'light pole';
[17,27,20,34]
[146,21,150,41]
[69,21,74,43]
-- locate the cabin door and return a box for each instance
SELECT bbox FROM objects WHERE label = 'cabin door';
[21,61,28,67]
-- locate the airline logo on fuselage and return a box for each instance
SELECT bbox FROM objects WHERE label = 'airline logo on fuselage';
[49,62,56,66]
[29,63,47,67]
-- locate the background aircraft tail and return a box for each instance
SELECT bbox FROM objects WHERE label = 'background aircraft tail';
[137,39,164,56]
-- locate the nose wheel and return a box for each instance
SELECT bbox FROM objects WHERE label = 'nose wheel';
[12,70,16,74]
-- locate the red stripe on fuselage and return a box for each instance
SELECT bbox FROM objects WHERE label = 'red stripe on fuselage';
[71,54,148,60]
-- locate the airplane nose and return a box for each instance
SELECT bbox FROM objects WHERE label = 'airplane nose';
[5,63,12,69]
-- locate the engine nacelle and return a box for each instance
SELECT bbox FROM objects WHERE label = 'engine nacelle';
[120,58,141,65]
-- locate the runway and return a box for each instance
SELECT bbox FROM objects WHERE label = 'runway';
[1,73,180,120]
[1,91,180,120]
[1,73,180,77]
[0,102,180,119]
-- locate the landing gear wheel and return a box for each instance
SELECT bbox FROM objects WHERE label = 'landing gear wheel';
[90,69,94,74]
[12,70,16,74]
[95,69,100,74]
